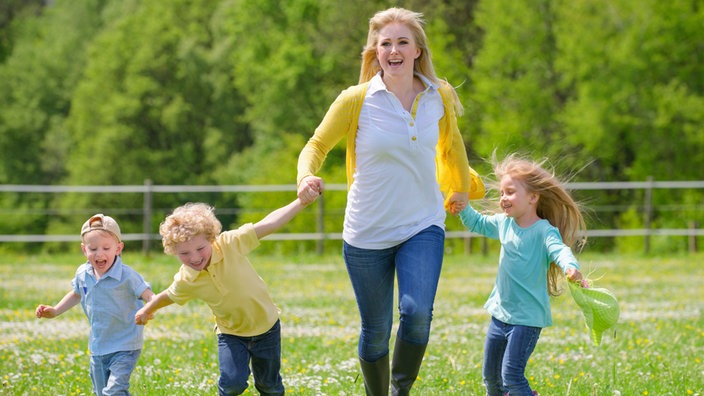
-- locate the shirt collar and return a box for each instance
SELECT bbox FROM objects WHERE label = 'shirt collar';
[367,71,438,96]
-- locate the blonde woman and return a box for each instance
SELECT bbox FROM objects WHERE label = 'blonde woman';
[297,7,481,396]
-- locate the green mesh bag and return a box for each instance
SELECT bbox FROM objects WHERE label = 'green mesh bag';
[568,281,620,345]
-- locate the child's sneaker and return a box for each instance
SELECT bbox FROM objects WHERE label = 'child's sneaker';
[503,392,538,396]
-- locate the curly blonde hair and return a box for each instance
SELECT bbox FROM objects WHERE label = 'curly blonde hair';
[359,7,463,115]
[493,153,587,296]
[159,203,222,255]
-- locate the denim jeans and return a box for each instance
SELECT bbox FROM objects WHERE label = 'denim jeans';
[483,317,541,396]
[90,349,141,396]
[217,320,284,396]
[343,225,444,362]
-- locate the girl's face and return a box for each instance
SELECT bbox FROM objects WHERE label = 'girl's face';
[175,234,212,271]
[81,231,123,278]
[499,174,539,223]
[376,22,420,79]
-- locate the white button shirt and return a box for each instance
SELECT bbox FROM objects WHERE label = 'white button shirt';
[343,73,446,249]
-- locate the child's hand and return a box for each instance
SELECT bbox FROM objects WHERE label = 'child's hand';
[566,268,589,287]
[35,305,57,319]
[134,308,155,325]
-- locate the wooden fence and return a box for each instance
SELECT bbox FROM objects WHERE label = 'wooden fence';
[1,179,703,254]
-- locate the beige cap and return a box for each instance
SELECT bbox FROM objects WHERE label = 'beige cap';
[81,214,122,242]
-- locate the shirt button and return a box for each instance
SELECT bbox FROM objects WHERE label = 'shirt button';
[410,122,414,127]
[411,136,417,141]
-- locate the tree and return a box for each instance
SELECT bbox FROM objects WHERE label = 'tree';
[48,0,251,242]
[0,0,117,245]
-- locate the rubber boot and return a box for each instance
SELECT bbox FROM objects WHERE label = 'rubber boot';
[359,354,390,396]
[391,338,427,396]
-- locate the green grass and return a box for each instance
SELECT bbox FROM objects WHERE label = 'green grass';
[1,250,703,395]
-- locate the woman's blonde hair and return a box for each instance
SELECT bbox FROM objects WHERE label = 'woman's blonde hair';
[494,153,587,296]
[159,202,222,255]
[359,7,463,115]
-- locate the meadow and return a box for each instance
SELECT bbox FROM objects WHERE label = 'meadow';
[1,249,702,395]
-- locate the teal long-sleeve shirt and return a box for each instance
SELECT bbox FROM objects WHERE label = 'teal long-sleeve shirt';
[459,204,579,328]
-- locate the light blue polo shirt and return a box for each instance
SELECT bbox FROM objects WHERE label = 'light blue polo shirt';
[72,256,151,356]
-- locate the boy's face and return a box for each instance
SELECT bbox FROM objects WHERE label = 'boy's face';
[81,231,123,277]
[175,234,212,271]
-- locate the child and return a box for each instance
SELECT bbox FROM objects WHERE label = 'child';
[36,214,154,396]
[458,154,586,396]
[134,192,318,396]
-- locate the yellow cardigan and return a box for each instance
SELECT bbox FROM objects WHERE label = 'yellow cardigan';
[297,81,485,201]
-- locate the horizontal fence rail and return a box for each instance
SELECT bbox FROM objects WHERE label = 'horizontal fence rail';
[1,180,703,254]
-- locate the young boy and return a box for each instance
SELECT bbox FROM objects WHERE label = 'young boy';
[36,214,154,396]
[135,192,319,396]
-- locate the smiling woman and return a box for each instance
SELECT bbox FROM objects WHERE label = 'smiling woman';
[294,7,482,396]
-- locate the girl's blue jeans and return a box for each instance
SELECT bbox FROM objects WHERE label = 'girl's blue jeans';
[483,316,542,396]
[343,225,444,362]
[217,320,284,396]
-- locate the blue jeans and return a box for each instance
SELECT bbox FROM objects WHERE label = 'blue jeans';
[483,317,541,396]
[217,320,284,396]
[90,349,141,396]
[343,225,444,362]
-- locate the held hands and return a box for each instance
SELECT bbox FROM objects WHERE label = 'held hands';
[134,308,155,325]
[298,176,323,206]
[446,192,469,216]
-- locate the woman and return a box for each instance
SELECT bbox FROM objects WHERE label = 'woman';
[296,7,480,396]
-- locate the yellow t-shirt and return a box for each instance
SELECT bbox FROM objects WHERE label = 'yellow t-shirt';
[166,223,280,337]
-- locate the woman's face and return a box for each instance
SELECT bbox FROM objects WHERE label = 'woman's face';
[375,22,420,79]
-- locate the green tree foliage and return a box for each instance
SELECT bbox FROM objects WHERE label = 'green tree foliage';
[470,0,703,252]
[0,0,116,245]
[51,0,254,236]
[470,0,566,160]
[0,0,44,62]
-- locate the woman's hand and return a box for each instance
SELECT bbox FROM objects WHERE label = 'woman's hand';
[446,191,468,215]
[298,176,324,204]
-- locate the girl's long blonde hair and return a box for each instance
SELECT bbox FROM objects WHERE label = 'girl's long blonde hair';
[494,153,587,296]
[359,7,463,115]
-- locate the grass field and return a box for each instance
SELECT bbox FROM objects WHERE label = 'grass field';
[1,249,702,395]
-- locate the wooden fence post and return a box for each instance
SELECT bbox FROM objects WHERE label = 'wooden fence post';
[143,179,153,256]
[643,176,653,254]
[316,193,324,255]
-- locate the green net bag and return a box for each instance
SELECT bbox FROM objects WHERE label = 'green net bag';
[568,280,620,345]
